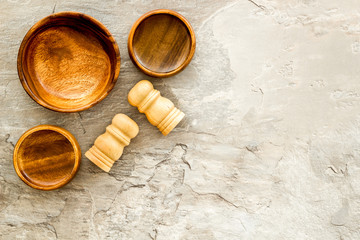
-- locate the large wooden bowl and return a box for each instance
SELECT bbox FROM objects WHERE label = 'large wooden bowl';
[128,9,196,78]
[17,12,120,112]
[13,125,81,190]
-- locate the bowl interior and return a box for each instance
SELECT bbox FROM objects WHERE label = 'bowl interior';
[132,13,192,75]
[15,129,77,189]
[19,13,119,112]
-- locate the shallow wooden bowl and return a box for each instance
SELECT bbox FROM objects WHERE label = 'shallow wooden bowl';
[128,9,196,78]
[17,12,120,112]
[13,125,81,190]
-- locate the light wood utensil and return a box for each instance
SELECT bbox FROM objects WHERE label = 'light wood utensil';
[85,114,139,172]
[128,80,185,136]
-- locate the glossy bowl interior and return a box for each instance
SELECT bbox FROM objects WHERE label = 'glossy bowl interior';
[13,125,81,190]
[18,12,120,112]
[128,9,196,78]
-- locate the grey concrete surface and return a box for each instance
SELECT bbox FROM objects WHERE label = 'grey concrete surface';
[1,0,360,239]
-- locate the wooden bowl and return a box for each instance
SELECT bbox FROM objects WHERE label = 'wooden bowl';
[17,12,120,112]
[128,9,196,78]
[13,125,81,190]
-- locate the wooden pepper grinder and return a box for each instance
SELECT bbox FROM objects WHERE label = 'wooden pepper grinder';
[85,114,139,172]
[128,80,185,136]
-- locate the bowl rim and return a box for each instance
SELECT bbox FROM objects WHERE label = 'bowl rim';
[128,9,196,78]
[13,125,81,191]
[17,11,121,113]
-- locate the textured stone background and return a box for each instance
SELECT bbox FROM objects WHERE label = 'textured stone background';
[1,0,360,239]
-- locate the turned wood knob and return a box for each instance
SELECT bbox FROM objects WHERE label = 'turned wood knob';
[85,114,139,172]
[128,80,185,136]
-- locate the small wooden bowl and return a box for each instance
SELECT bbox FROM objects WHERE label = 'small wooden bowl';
[128,9,196,78]
[17,12,120,112]
[13,125,81,190]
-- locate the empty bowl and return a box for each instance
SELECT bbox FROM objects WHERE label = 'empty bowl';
[13,125,81,190]
[128,9,196,78]
[17,12,120,112]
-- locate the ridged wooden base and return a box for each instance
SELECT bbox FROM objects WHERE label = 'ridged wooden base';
[85,146,114,172]
[158,108,185,136]
[85,114,139,173]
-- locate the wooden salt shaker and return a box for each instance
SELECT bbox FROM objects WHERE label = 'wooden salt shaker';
[128,80,185,136]
[85,114,139,172]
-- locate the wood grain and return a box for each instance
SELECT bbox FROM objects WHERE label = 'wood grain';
[128,9,196,77]
[17,12,120,112]
[13,125,81,190]
[85,114,139,172]
[128,80,185,135]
